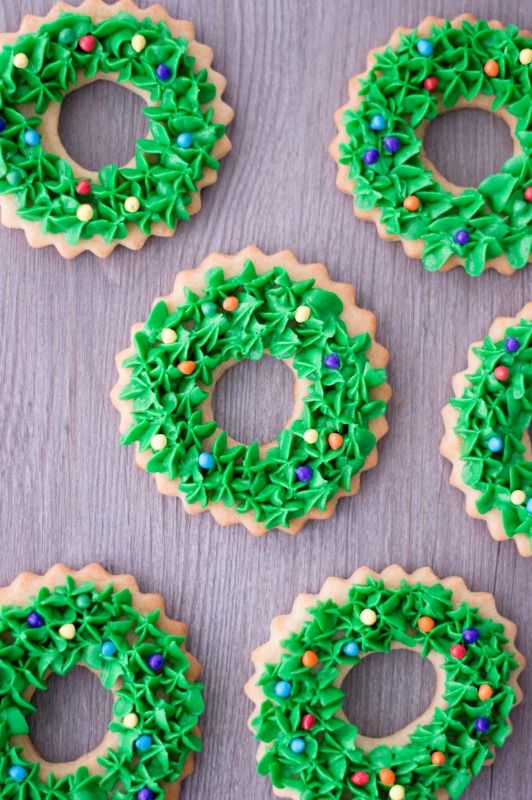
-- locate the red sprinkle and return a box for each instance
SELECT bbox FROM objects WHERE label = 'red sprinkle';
[423,76,439,91]
[450,644,467,660]
[79,35,97,53]
[76,180,92,196]
[493,365,509,382]
[301,714,316,731]
[525,186,532,202]
[351,772,370,786]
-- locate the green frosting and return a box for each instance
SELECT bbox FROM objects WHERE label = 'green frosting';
[0,576,203,799]
[252,575,519,800]
[118,258,388,530]
[338,19,532,275]
[0,11,227,244]
[450,316,532,547]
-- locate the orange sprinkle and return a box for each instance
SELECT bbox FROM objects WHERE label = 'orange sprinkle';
[403,195,420,212]
[431,751,446,766]
[223,296,239,312]
[302,650,319,668]
[328,433,343,451]
[379,769,395,786]
[178,360,196,375]
[478,684,494,701]
[418,616,435,633]
[484,59,499,77]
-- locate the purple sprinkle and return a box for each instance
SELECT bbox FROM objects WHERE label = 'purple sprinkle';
[147,653,164,672]
[156,64,171,81]
[474,717,490,733]
[383,136,401,153]
[462,627,480,644]
[505,337,520,353]
[0,119,6,133]
[26,611,44,628]
[295,465,313,483]
[453,229,470,245]
[137,790,155,800]
[324,353,340,369]
[363,148,379,165]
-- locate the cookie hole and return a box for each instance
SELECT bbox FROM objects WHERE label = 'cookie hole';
[212,356,296,445]
[59,80,148,172]
[424,108,513,188]
[29,667,113,763]
[342,650,436,739]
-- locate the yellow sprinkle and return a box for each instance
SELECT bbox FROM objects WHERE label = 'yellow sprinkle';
[131,34,147,53]
[14,53,29,69]
[59,623,76,640]
[77,204,93,222]
[124,196,140,214]
[295,305,311,323]
[151,434,167,451]
[389,787,405,800]
[511,489,526,505]
[519,48,532,65]
[123,712,139,728]
[303,428,319,444]
[161,328,177,344]
[360,608,377,626]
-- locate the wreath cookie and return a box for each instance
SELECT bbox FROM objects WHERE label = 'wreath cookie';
[441,304,532,557]
[330,15,532,276]
[0,563,203,800]
[245,565,524,800]
[111,246,391,535]
[0,0,233,258]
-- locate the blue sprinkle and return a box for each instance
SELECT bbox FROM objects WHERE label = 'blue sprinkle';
[487,436,503,453]
[176,132,193,148]
[369,114,386,131]
[274,680,292,698]
[9,766,28,782]
[0,119,6,133]
[526,499,532,514]
[289,737,306,754]
[24,130,41,147]
[101,640,117,657]
[342,641,360,657]
[416,39,433,57]
[198,452,215,470]
[135,734,153,752]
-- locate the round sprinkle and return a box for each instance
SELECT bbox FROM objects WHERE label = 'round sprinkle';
[289,737,306,754]
[379,769,396,786]
[223,296,239,312]
[524,186,532,202]
[328,432,343,451]
[389,786,405,800]
[77,204,94,222]
[27,611,44,628]
[527,498,532,514]
[474,716,490,733]
[156,63,172,81]
[360,608,377,626]
[198,452,215,470]
[147,653,164,672]
[161,328,177,344]
[137,789,154,800]
[493,365,509,382]
[462,627,480,644]
[9,766,28,782]
[295,305,311,323]
[478,684,494,701]
[302,650,319,668]
[342,641,360,657]
[303,428,319,444]
[484,59,499,77]
[178,360,196,375]
[59,623,76,640]
[201,301,218,317]
[423,76,439,91]
[351,771,370,786]
[76,179,92,195]
[301,713,315,730]
[0,119,7,133]
[151,434,167,451]
[431,751,446,766]
[450,643,467,660]
[519,48,532,65]
[383,136,401,153]
[123,712,139,728]
[363,148,379,165]
[79,35,97,53]
[58,28,76,46]
[13,53,29,69]
[487,436,503,453]
[418,616,435,633]
[75,594,91,609]
[274,680,292,698]
[369,114,386,130]
[323,353,340,369]
[295,465,313,483]
[505,336,520,352]
[176,132,193,148]
[453,229,470,245]
[416,39,433,56]
[511,489,526,505]
[101,640,117,657]
[403,195,420,211]
[131,34,147,53]
[6,170,23,187]
[24,130,41,147]
[135,734,153,752]
[124,196,140,213]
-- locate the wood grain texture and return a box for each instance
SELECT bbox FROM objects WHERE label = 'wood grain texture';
[0,0,530,797]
